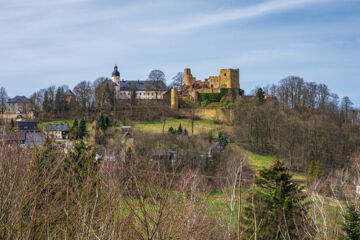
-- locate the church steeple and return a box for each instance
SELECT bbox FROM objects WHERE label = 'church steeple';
[112,64,120,82]
[112,64,120,78]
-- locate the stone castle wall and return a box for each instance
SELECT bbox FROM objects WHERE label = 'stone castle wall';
[179,108,234,124]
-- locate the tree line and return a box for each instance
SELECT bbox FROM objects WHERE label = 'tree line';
[235,76,360,171]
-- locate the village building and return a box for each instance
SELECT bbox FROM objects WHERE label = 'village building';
[43,123,69,140]
[5,121,45,146]
[111,65,168,100]
[64,89,76,103]
[18,121,38,132]
[6,96,32,114]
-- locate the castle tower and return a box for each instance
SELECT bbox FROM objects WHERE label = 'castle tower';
[184,68,195,86]
[112,64,120,83]
[171,88,178,110]
[112,64,120,92]
[219,69,240,89]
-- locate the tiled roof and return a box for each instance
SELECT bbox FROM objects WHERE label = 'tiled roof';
[119,80,167,91]
[44,123,69,132]
[25,132,45,146]
[65,89,75,96]
[6,132,26,142]
[7,96,30,103]
[18,121,38,131]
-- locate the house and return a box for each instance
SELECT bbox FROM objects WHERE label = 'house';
[18,121,38,132]
[4,121,44,146]
[24,132,46,146]
[65,89,75,103]
[43,123,69,140]
[120,126,132,133]
[6,96,32,114]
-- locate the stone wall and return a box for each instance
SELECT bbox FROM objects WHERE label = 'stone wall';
[179,108,234,124]
[0,112,35,123]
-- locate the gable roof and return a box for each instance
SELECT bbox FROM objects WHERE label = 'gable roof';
[6,132,26,142]
[119,80,167,91]
[25,132,45,146]
[65,89,75,96]
[18,121,38,131]
[44,123,69,132]
[7,96,30,103]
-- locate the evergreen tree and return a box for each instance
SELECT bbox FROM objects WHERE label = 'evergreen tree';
[256,88,265,104]
[168,126,175,134]
[242,159,314,239]
[78,119,86,139]
[97,113,106,131]
[307,160,315,183]
[313,160,324,179]
[10,119,15,130]
[218,132,228,150]
[177,124,183,134]
[340,204,360,240]
[55,88,61,113]
[105,116,110,128]
[43,91,50,112]
[73,119,78,129]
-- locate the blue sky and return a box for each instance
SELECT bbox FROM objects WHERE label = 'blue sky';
[0,0,359,105]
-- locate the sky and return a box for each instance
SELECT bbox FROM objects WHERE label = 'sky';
[0,0,359,105]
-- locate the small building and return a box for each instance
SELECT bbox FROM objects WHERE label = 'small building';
[18,121,38,132]
[25,132,46,146]
[43,123,69,140]
[65,89,76,103]
[120,126,132,133]
[6,96,32,114]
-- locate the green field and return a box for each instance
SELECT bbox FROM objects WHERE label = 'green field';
[132,117,229,135]
[248,153,306,183]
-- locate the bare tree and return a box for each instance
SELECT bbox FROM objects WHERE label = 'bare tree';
[73,81,94,112]
[148,69,166,84]
[170,72,184,90]
[0,87,8,114]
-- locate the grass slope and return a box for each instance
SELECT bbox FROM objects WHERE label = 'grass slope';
[132,117,229,135]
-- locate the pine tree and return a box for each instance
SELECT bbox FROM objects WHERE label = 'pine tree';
[242,159,314,239]
[168,126,175,134]
[256,88,266,104]
[43,91,49,112]
[340,204,360,240]
[307,160,315,183]
[313,160,323,179]
[97,113,106,131]
[78,119,86,139]
[177,124,183,134]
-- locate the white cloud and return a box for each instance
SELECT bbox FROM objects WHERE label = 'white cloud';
[141,0,330,33]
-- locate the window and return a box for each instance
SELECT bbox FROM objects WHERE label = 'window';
[224,73,227,76]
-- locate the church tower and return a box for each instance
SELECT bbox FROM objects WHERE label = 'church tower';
[112,64,120,92]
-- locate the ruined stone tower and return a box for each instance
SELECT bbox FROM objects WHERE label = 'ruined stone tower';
[184,68,196,86]
[171,88,178,110]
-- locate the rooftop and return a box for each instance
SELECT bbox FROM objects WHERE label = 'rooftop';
[44,123,69,132]
[7,96,30,103]
[18,121,38,132]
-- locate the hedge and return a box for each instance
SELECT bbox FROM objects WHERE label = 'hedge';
[198,88,231,103]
